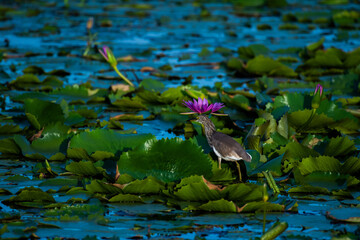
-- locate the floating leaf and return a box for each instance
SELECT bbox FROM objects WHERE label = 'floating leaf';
[108,194,144,203]
[69,129,155,156]
[288,185,330,194]
[118,138,213,182]
[298,156,341,176]
[246,55,298,78]
[326,208,360,223]
[65,161,106,178]
[123,176,165,195]
[172,175,221,201]
[24,99,65,128]
[324,136,356,157]
[198,199,238,213]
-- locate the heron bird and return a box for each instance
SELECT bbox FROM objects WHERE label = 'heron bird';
[195,114,252,182]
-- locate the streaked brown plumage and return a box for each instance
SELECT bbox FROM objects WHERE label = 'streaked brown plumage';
[196,115,251,181]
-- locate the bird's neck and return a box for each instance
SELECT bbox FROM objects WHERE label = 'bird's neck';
[202,118,216,146]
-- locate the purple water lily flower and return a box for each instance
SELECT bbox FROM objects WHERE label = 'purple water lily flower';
[312,84,324,109]
[182,97,225,115]
[99,45,117,67]
[314,84,323,97]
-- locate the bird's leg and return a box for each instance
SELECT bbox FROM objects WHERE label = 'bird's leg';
[218,157,222,169]
[235,161,242,182]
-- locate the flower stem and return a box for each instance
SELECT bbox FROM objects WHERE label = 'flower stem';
[113,65,135,87]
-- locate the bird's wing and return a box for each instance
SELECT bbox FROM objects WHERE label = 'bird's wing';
[211,132,251,162]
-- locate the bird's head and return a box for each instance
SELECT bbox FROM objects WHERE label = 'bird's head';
[195,114,209,125]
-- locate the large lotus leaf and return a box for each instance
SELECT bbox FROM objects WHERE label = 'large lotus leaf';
[246,55,298,78]
[86,180,123,194]
[24,99,65,129]
[69,129,155,156]
[65,161,106,178]
[298,156,341,176]
[122,176,165,195]
[221,183,263,203]
[118,138,213,182]
[172,176,221,201]
[341,157,360,176]
[197,199,238,213]
[323,136,356,157]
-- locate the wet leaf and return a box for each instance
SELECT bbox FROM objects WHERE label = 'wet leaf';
[324,136,356,157]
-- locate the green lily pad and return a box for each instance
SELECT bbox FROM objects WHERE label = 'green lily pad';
[246,55,298,78]
[172,176,221,201]
[238,201,285,213]
[108,194,144,203]
[326,208,360,223]
[13,123,69,159]
[324,136,356,157]
[288,185,330,194]
[123,176,165,195]
[69,128,155,156]
[65,161,107,178]
[221,183,263,203]
[118,138,213,182]
[0,138,21,155]
[86,180,123,194]
[3,187,55,207]
[197,199,238,213]
[0,124,22,134]
[298,156,341,176]
[24,99,65,129]
[139,78,165,92]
